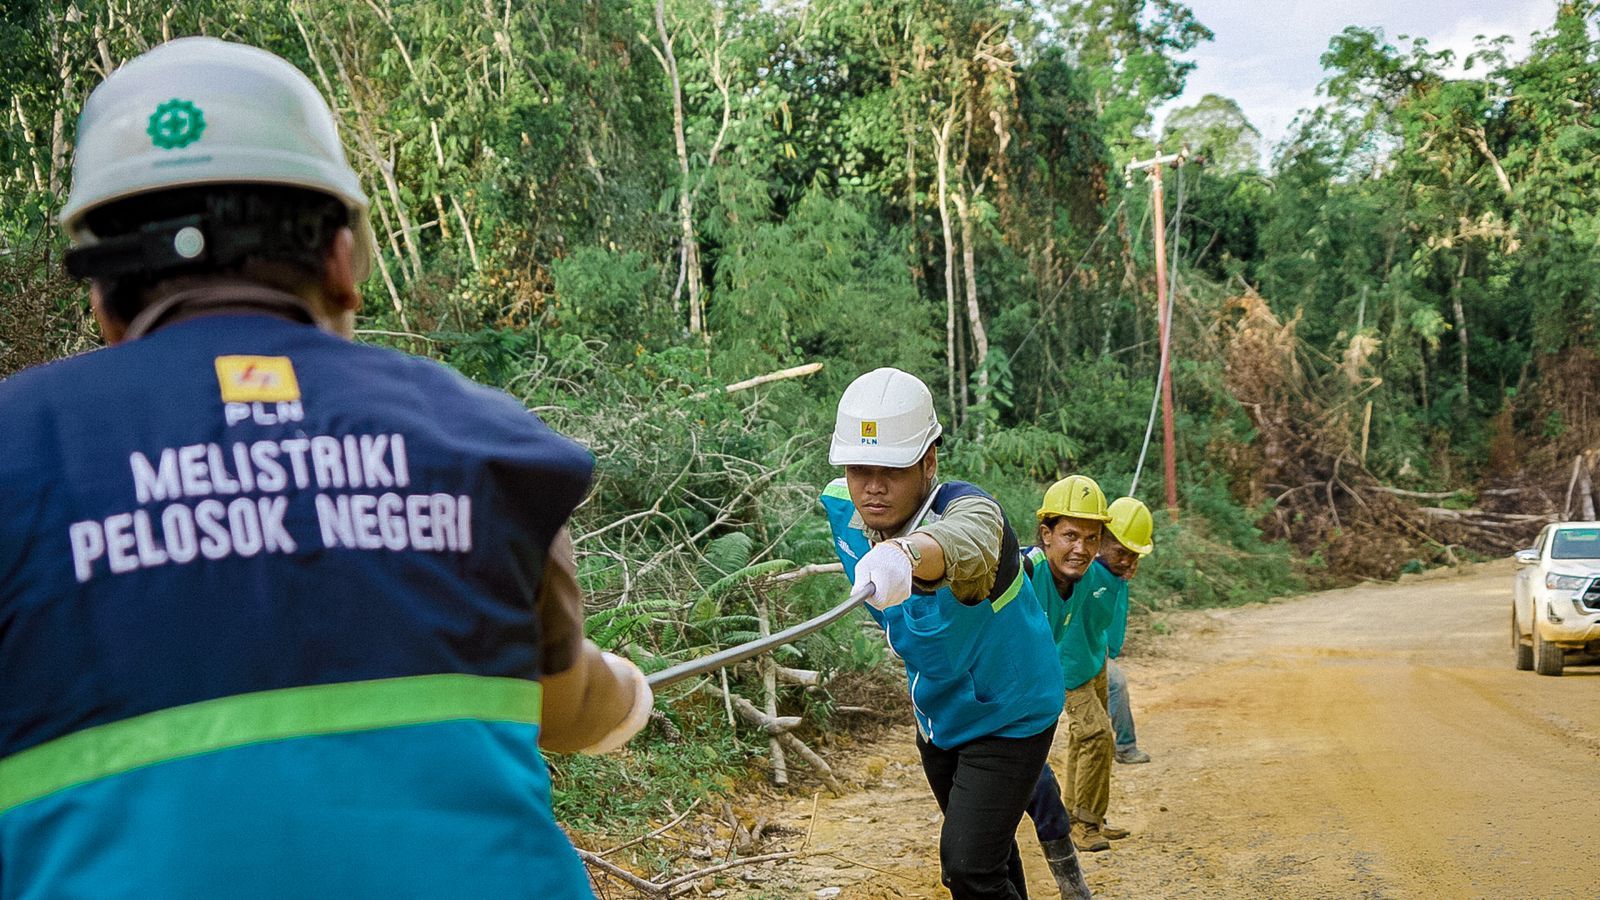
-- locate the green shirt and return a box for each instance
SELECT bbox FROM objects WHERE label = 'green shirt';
[1026,552,1123,690]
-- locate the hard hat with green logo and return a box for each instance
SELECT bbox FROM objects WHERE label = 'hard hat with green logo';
[1106,496,1155,555]
[829,368,943,468]
[60,36,373,280]
[1036,474,1111,523]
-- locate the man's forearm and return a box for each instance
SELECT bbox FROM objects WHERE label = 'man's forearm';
[539,640,647,753]
[535,528,650,753]
[909,496,1005,600]
[896,531,948,582]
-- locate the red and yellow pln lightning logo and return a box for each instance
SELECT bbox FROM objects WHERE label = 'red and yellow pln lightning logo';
[214,356,301,403]
[860,421,878,439]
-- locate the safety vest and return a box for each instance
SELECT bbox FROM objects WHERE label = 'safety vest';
[820,479,1064,749]
[1024,550,1125,690]
[0,311,595,898]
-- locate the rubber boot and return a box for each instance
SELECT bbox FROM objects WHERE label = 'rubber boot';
[1040,836,1093,899]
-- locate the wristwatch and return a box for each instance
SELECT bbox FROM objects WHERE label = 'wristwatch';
[888,537,923,568]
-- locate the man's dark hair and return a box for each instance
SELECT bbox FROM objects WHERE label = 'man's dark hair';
[78,184,347,321]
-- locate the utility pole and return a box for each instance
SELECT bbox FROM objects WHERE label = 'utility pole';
[1126,150,1185,519]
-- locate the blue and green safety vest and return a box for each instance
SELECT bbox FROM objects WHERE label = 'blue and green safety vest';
[0,311,596,898]
[820,479,1064,749]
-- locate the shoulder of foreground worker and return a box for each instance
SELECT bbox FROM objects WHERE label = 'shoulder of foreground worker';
[0,342,114,410]
[820,476,851,505]
[305,335,597,474]
[921,491,1004,553]
[0,343,128,462]
[937,480,1001,505]
[933,488,1006,532]
[940,490,1003,515]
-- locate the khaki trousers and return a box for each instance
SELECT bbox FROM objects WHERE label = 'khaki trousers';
[1061,664,1112,826]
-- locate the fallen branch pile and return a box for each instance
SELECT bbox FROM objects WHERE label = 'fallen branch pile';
[1220,292,1558,573]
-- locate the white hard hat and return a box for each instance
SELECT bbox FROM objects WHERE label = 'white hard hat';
[829,367,944,468]
[60,36,373,280]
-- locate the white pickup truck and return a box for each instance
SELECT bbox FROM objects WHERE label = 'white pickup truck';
[1512,522,1600,676]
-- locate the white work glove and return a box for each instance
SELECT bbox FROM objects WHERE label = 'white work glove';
[580,652,654,754]
[854,542,915,611]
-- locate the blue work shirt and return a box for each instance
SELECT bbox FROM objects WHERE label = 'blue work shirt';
[0,306,595,898]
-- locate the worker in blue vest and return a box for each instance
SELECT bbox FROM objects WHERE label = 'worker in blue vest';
[0,37,650,899]
[819,368,1064,900]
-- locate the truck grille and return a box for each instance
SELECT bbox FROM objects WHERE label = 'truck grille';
[1582,580,1600,612]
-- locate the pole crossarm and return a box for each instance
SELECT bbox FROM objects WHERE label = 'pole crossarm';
[1125,149,1186,175]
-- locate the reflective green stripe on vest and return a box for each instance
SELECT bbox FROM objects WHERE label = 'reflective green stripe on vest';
[0,674,541,815]
[990,568,1025,613]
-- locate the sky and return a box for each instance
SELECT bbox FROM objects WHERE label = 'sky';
[1156,0,1561,153]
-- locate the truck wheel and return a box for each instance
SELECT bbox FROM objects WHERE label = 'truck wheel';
[1534,628,1565,677]
[1513,611,1534,671]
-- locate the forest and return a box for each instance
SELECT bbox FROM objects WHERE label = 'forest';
[4,0,1600,841]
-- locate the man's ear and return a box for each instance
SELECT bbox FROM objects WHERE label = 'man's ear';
[90,283,128,345]
[1037,521,1051,546]
[922,445,939,483]
[320,228,361,336]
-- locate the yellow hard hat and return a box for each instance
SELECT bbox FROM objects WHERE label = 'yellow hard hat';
[1037,475,1111,523]
[1106,497,1154,555]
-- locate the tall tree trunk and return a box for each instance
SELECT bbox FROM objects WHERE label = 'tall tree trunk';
[955,296,969,425]
[47,8,69,202]
[12,95,46,194]
[655,0,705,337]
[373,145,425,282]
[1465,126,1513,198]
[903,107,918,223]
[1452,251,1470,405]
[1116,202,1138,289]
[953,78,988,405]
[1420,348,1430,413]
[952,186,989,401]
[295,5,424,284]
[934,103,960,419]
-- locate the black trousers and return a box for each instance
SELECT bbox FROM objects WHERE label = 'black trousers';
[916,724,1057,900]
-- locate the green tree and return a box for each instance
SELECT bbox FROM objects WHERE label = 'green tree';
[1045,0,1213,149]
[1163,93,1261,173]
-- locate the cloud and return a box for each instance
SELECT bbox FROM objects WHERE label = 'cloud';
[1429,5,1554,76]
[1158,0,1561,154]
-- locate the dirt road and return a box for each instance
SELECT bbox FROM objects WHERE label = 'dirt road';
[734,560,1600,899]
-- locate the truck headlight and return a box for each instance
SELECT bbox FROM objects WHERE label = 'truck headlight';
[1545,572,1588,591]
